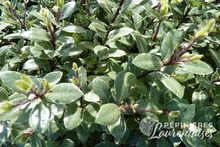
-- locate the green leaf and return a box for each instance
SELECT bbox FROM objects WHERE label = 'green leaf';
[59,1,76,20]
[114,71,130,102]
[0,105,23,121]
[83,103,100,123]
[0,87,8,101]
[97,0,118,14]
[89,20,107,38]
[23,58,48,70]
[64,103,82,130]
[0,71,25,94]
[59,43,83,57]
[108,117,126,140]
[156,72,185,98]
[124,72,137,87]
[21,28,50,42]
[92,78,110,103]
[60,139,75,147]
[95,103,121,125]
[76,125,91,144]
[136,99,162,111]
[161,30,180,60]
[30,132,45,147]
[179,60,213,75]
[43,71,63,84]
[78,66,87,87]
[106,27,134,45]
[178,104,195,122]
[165,98,189,111]
[83,92,100,102]
[96,142,120,147]
[132,53,162,70]
[194,107,215,122]
[192,91,208,110]
[94,45,109,60]
[29,102,53,133]
[45,83,83,104]
[108,49,126,58]
[210,49,220,73]
[136,135,150,147]
[62,25,85,33]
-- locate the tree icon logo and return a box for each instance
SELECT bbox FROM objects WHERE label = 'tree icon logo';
[139,116,156,137]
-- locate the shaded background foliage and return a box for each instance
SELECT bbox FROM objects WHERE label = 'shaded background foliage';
[0,0,220,146]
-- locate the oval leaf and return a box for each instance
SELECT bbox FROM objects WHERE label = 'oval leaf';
[156,72,185,98]
[45,83,83,104]
[95,103,121,125]
[132,53,162,70]
[59,2,76,20]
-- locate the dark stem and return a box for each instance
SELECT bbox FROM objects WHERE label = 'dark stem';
[8,6,26,30]
[137,70,160,79]
[176,37,198,60]
[175,7,191,29]
[152,19,162,41]
[102,0,125,45]
[86,0,91,16]
[189,79,220,87]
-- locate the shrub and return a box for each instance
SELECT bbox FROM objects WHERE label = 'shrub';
[0,0,220,146]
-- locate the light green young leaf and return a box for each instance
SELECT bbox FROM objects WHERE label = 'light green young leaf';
[95,103,121,125]
[156,72,185,98]
[132,53,162,70]
[59,1,76,20]
[14,80,32,91]
[45,83,83,104]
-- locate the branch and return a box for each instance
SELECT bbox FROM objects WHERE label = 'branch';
[189,79,220,87]
[175,7,191,29]
[102,0,125,45]
[137,70,159,79]
[176,37,198,60]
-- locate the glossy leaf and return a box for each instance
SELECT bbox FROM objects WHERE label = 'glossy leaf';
[29,102,53,133]
[64,103,82,130]
[95,103,121,125]
[45,83,83,104]
[179,60,213,75]
[114,71,130,102]
[132,53,162,70]
[59,2,76,20]
[0,71,25,94]
[156,72,185,98]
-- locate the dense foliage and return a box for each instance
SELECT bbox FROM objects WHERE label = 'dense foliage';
[0,0,220,146]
